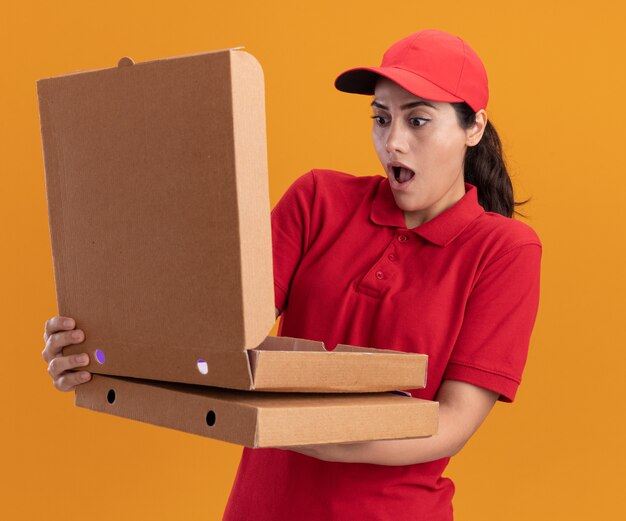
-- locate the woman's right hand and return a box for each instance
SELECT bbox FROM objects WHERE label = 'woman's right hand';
[42,316,91,391]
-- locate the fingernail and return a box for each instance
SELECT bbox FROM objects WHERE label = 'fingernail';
[76,354,88,364]
[64,319,74,328]
[72,331,83,340]
[80,372,91,381]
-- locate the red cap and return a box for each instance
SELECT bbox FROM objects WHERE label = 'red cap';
[334,29,489,112]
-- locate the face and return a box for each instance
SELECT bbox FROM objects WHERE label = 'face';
[371,76,486,228]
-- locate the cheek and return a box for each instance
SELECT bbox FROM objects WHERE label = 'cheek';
[372,132,386,157]
[419,129,465,168]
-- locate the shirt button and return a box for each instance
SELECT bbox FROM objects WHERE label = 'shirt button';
[375,271,384,280]
[388,254,397,261]
[398,234,408,242]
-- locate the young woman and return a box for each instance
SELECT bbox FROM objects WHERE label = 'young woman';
[42,29,542,520]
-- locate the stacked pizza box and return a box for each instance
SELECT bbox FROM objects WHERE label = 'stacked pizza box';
[36,47,438,448]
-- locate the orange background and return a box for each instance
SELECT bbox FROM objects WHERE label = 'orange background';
[2,0,624,519]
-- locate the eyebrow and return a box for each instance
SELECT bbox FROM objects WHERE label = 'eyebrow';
[370,100,438,111]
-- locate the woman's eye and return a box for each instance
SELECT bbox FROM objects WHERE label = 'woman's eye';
[370,115,429,128]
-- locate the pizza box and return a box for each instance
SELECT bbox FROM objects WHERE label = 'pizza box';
[76,374,439,447]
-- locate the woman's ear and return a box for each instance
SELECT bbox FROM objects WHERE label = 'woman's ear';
[466,109,488,147]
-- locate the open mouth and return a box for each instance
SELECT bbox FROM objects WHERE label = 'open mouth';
[391,166,415,184]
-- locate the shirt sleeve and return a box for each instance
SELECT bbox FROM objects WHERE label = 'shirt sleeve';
[271,171,316,313]
[443,241,543,403]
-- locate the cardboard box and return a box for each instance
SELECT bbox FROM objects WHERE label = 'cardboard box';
[36,47,430,393]
[76,374,439,447]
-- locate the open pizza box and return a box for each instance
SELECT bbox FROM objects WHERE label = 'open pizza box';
[37,47,431,394]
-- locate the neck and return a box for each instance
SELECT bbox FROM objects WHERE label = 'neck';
[403,180,466,229]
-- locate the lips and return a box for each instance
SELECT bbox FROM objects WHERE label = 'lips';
[388,161,415,184]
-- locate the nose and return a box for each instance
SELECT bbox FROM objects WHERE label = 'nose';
[385,119,408,154]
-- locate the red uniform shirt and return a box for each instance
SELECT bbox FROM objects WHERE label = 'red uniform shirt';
[223,169,542,521]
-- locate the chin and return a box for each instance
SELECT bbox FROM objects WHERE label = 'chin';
[390,192,424,212]
[398,204,424,213]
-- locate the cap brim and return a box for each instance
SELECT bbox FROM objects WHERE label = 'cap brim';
[334,66,464,104]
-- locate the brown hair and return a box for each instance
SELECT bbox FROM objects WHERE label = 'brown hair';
[451,102,530,218]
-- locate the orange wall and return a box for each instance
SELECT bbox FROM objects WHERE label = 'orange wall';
[2,1,624,519]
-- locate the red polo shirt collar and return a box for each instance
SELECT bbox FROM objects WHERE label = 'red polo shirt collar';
[370,178,485,247]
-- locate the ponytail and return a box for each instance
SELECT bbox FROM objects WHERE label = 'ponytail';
[451,102,530,218]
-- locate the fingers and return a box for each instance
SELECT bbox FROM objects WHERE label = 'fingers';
[47,353,90,379]
[42,327,85,363]
[54,369,92,392]
[43,316,76,344]
[42,315,92,392]
[47,352,92,392]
